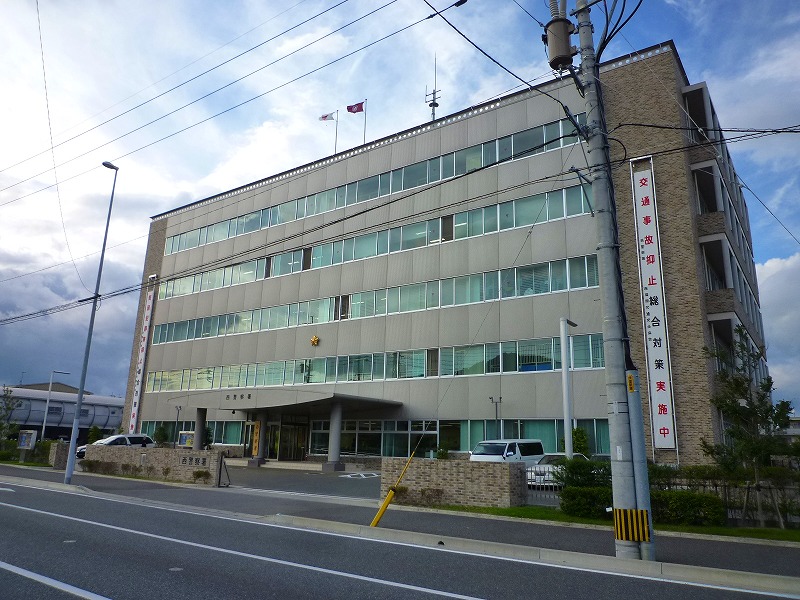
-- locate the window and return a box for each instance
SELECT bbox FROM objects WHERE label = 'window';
[454,345,484,376]
[401,221,427,250]
[400,283,426,312]
[569,256,588,288]
[403,161,428,189]
[398,350,425,378]
[353,233,377,260]
[357,175,380,202]
[348,354,372,381]
[311,244,333,269]
[513,127,544,158]
[572,335,591,368]
[551,260,567,291]
[518,339,555,371]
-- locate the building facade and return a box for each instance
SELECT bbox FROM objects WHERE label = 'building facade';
[123,42,766,467]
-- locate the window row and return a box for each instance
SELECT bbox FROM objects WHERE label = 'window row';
[158,184,592,301]
[152,255,598,345]
[145,333,604,393]
[164,113,587,255]
[139,418,610,457]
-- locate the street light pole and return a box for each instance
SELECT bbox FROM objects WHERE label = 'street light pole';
[42,370,70,441]
[64,161,119,485]
[174,405,182,448]
[489,396,502,439]
[560,318,577,458]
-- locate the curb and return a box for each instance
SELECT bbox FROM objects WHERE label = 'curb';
[268,513,800,597]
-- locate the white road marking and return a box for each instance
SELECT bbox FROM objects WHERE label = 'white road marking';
[0,559,112,600]
[0,502,486,600]
[1,481,797,598]
[0,487,15,492]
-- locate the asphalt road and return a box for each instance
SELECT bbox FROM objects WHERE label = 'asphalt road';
[1,480,793,600]
[1,463,799,583]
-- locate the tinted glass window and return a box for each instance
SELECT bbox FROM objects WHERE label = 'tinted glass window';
[473,442,505,456]
[519,442,544,456]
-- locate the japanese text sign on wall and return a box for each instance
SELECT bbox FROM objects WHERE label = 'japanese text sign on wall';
[129,287,155,434]
[632,163,676,449]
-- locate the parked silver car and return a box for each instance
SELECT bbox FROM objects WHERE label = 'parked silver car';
[76,434,155,459]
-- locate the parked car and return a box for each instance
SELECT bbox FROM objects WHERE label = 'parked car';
[76,434,156,459]
[468,439,545,467]
[527,452,588,486]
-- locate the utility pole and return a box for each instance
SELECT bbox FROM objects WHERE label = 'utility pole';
[544,0,653,559]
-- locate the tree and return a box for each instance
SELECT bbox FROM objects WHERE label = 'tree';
[87,426,103,444]
[702,325,794,526]
[153,425,170,447]
[0,386,21,441]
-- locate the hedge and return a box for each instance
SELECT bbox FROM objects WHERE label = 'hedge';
[560,486,613,519]
[650,489,726,526]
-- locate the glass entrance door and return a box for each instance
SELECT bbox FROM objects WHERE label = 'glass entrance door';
[266,423,279,460]
[278,424,309,461]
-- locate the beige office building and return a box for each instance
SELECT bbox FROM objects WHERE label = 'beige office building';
[124,42,766,467]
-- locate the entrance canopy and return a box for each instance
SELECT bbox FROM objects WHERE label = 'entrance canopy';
[180,388,402,418]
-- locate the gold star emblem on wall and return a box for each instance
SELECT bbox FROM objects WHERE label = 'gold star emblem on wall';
[310,335,320,346]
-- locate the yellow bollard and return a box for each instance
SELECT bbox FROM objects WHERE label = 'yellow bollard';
[370,450,416,527]
[370,488,395,527]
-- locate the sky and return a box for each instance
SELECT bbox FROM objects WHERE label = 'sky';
[0,0,797,408]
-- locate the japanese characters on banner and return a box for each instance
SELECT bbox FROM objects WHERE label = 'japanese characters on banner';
[129,287,155,434]
[632,163,676,449]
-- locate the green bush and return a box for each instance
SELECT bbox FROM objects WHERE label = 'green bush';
[192,469,211,484]
[560,486,613,519]
[554,459,611,488]
[0,450,14,461]
[79,460,119,475]
[650,489,726,526]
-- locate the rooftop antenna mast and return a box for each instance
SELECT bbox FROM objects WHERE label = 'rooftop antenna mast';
[425,55,440,121]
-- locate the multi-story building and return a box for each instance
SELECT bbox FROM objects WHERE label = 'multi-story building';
[123,41,767,468]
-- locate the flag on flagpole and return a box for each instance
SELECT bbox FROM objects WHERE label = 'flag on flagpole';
[319,112,336,121]
[347,102,365,114]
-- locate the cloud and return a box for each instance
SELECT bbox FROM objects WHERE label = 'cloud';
[757,253,800,405]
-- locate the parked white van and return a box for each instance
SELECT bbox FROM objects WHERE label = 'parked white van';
[468,439,545,467]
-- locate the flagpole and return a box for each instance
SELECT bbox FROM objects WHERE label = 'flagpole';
[362,99,367,145]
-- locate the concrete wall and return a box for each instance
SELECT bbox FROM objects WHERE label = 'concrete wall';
[380,457,527,508]
[84,445,222,485]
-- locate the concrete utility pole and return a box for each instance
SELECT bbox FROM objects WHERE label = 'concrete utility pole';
[572,0,650,560]
[544,0,653,559]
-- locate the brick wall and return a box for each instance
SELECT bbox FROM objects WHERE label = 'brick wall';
[380,458,527,508]
[603,49,719,464]
[85,446,222,485]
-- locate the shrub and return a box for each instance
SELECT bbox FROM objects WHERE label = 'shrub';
[560,486,613,519]
[647,462,680,490]
[436,448,450,460]
[192,469,211,484]
[79,460,119,475]
[650,490,726,526]
[554,459,611,488]
[0,450,14,461]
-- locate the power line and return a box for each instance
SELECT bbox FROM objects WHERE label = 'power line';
[52,0,314,140]
[35,0,91,294]
[0,0,352,177]
[0,2,460,208]
[0,138,584,326]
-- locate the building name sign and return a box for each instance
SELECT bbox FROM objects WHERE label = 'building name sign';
[632,163,676,449]
[129,287,155,434]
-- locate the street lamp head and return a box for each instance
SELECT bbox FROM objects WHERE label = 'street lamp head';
[102,161,119,170]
